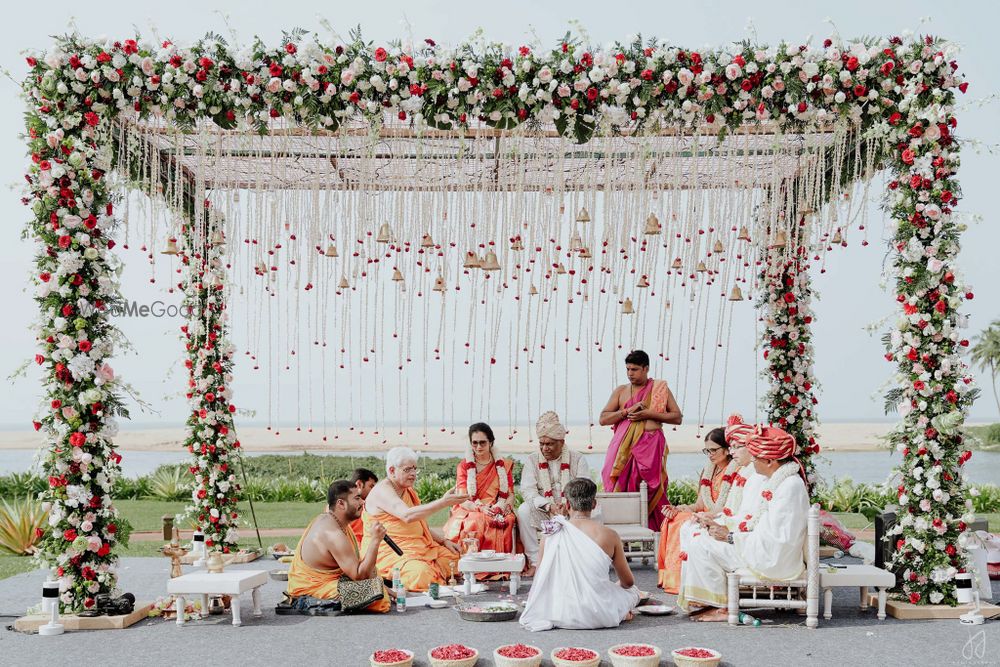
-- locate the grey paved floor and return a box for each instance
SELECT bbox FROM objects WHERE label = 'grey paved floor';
[1,557,998,666]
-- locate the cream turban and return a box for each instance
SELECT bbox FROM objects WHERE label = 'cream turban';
[535,411,566,440]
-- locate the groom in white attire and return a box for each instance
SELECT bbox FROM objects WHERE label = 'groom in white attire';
[519,477,640,631]
[678,424,809,621]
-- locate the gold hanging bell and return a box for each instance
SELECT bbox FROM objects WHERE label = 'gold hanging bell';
[637,276,649,288]
[569,231,583,252]
[737,226,751,242]
[529,285,538,296]
[671,257,683,270]
[391,268,404,282]
[696,261,708,273]
[421,233,435,248]
[481,250,501,271]
[713,239,724,253]
[511,237,525,251]
[644,213,661,235]
[622,298,635,314]
[161,238,180,255]
[337,275,350,289]
[728,285,744,301]
[432,275,446,292]
[376,223,391,244]
[770,229,787,249]
[575,207,591,223]
[325,244,339,258]
[210,230,226,246]
[579,246,592,259]
[831,230,843,244]
[463,251,481,269]
[555,263,567,275]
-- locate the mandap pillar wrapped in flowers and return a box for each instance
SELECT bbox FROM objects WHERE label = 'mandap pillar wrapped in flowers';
[21,30,973,608]
[178,198,242,553]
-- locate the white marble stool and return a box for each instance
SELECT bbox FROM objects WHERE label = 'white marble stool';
[819,564,896,620]
[167,570,268,626]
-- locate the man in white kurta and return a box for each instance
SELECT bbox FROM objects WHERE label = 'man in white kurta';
[677,425,808,621]
[520,478,640,631]
[517,411,593,575]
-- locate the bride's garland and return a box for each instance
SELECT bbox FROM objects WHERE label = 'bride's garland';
[736,462,800,533]
[537,449,572,502]
[721,464,754,519]
[698,458,741,513]
[464,457,510,503]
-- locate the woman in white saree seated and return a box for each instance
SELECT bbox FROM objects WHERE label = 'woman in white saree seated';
[519,478,641,631]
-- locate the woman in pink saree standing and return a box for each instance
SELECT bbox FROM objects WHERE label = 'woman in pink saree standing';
[599,349,683,529]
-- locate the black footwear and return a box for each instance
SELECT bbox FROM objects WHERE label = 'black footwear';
[275,593,341,616]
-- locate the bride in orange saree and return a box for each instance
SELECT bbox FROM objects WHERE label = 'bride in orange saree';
[443,423,516,566]
[656,426,739,593]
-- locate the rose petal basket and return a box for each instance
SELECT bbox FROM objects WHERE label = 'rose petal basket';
[670,647,722,667]
[427,646,479,667]
[493,644,543,667]
[551,647,601,667]
[369,649,414,667]
[607,643,662,667]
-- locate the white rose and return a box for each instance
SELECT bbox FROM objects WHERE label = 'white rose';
[537,66,553,84]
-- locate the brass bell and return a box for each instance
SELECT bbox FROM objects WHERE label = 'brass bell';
[671,257,683,270]
[622,298,635,314]
[644,213,661,235]
[728,285,744,301]
[769,229,787,249]
[481,250,501,271]
[555,263,567,275]
[325,244,339,258]
[210,230,226,246]
[831,230,843,244]
[161,238,180,255]
[511,237,525,251]
[696,261,707,273]
[463,251,481,269]
[637,276,649,288]
[337,275,350,290]
[391,268,404,282]
[737,226,751,242]
[376,223,391,243]
[576,207,591,223]
[569,231,583,252]
[529,285,538,296]
[421,233,435,248]
[713,239,724,254]
[432,275,446,292]
[579,246,592,259]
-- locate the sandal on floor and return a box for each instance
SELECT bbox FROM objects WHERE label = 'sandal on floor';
[275,592,341,616]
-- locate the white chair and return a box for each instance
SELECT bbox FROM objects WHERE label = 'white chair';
[596,481,658,565]
[726,504,820,628]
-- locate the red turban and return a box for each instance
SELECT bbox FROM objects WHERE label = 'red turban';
[746,425,797,460]
[724,413,754,446]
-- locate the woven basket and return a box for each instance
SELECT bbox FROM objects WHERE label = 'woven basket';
[368,649,414,667]
[607,644,662,667]
[427,647,479,667]
[670,647,722,667]
[550,647,601,667]
[493,645,543,667]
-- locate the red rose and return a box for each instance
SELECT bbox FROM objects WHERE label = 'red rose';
[63,528,77,541]
[901,149,915,164]
[78,340,92,352]
[51,399,62,409]
[58,235,72,249]
[762,490,773,501]
[945,544,956,556]
[69,432,86,447]
[909,592,921,604]
[285,43,297,55]
[374,47,388,62]
[846,56,859,71]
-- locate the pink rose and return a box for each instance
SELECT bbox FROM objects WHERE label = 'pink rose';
[340,69,355,86]
[266,77,282,93]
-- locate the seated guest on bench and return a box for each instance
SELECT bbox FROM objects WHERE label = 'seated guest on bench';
[349,468,379,544]
[677,425,809,621]
[285,480,391,613]
[443,422,516,570]
[362,446,469,591]
[519,478,641,631]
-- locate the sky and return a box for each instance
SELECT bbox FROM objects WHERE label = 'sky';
[1,0,997,433]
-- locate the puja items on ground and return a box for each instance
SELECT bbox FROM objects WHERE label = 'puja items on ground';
[456,601,519,622]
[428,644,479,667]
[369,648,414,667]
[551,647,600,667]
[494,644,542,667]
[608,643,662,667]
[671,647,722,667]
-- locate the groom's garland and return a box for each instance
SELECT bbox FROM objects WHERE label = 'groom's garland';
[537,449,573,502]
[697,458,742,514]
[736,462,800,533]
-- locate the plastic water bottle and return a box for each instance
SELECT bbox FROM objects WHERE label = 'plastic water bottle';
[395,586,406,613]
[738,612,761,627]
[391,566,401,590]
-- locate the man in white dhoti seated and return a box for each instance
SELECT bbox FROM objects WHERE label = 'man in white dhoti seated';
[517,411,593,577]
[519,478,640,631]
[677,424,809,621]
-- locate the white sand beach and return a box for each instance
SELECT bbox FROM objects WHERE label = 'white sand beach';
[0,422,898,455]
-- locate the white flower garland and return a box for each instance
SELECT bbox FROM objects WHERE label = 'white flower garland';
[537,449,573,502]
[721,464,754,520]
[697,458,741,513]
[464,456,510,503]
[736,462,800,533]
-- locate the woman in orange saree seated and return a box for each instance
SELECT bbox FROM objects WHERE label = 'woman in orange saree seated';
[656,420,741,593]
[443,423,516,572]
